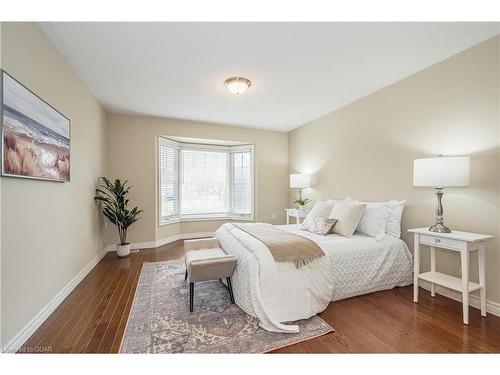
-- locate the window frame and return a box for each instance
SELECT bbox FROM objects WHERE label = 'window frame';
[158,136,255,226]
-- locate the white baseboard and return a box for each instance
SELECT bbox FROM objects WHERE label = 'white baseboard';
[156,231,214,247]
[2,244,112,353]
[419,280,500,317]
[3,231,214,352]
[107,231,214,251]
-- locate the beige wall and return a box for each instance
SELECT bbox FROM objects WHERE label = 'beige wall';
[105,113,289,244]
[289,36,500,305]
[0,23,107,346]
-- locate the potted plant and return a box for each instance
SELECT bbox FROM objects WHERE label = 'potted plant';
[294,198,311,211]
[94,177,142,257]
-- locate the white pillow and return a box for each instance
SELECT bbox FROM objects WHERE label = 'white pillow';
[326,198,343,205]
[385,200,405,238]
[345,196,405,239]
[302,200,335,227]
[328,202,366,237]
[354,202,391,241]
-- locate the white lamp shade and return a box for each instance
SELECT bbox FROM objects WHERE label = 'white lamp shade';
[290,174,311,189]
[413,156,470,188]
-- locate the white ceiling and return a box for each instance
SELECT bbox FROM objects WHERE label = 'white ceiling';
[40,22,499,132]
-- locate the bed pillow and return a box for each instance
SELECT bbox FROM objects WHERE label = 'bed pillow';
[346,199,391,241]
[385,200,405,238]
[326,198,343,205]
[346,196,405,239]
[302,200,335,227]
[302,217,338,235]
[328,202,366,237]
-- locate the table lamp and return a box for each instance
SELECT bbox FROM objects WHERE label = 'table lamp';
[413,156,470,233]
[290,174,311,201]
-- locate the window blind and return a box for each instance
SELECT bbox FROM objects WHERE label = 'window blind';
[159,138,253,223]
[232,151,251,215]
[159,142,179,220]
[181,149,229,216]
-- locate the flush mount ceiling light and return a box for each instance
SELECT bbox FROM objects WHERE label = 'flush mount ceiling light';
[224,76,251,95]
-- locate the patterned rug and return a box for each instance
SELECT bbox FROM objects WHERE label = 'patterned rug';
[119,260,334,353]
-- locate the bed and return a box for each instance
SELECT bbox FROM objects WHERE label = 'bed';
[215,223,413,333]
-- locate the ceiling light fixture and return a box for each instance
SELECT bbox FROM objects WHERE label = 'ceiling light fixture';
[224,76,251,95]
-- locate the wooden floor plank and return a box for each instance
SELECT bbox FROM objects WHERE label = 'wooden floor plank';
[49,258,120,352]
[17,240,500,354]
[70,267,123,352]
[109,256,143,353]
[96,259,139,353]
[22,255,114,349]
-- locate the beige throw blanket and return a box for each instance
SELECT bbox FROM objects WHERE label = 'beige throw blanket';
[232,223,325,268]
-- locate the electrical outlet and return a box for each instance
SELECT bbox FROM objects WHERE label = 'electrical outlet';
[271,212,276,220]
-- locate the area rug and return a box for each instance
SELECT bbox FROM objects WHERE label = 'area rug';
[119,259,334,353]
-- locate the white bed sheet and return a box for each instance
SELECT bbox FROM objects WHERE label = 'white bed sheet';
[279,225,413,301]
[215,223,334,333]
[215,223,413,333]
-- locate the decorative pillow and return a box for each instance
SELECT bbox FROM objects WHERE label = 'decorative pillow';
[344,197,391,241]
[302,200,335,227]
[328,202,366,237]
[302,217,338,235]
[385,200,405,238]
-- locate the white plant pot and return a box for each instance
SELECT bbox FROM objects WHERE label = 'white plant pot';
[298,205,306,211]
[116,243,131,257]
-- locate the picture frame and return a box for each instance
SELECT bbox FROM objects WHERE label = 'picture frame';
[1,69,71,182]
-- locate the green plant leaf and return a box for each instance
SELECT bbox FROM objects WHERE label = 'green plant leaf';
[94,177,142,244]
[293,198,312,206]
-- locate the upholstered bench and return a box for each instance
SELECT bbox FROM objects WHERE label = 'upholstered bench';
[184,238,237,312]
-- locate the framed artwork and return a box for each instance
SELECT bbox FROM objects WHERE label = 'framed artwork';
[1,70,71,182]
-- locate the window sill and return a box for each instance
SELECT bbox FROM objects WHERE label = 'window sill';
[159,215,253,226]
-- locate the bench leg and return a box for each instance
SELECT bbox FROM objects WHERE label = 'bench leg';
[189,282,194,312]
[226,277,235,304]
[185,269,188,280]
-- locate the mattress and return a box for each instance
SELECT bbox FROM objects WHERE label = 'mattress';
[216,223,334,332]
[279,224,414,301]
[215,222,413,333]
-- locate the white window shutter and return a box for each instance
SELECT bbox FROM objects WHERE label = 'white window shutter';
[159,143,179,220]
[231,151,252,216]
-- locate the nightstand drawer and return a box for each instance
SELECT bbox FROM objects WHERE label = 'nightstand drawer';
[419,233,466,251]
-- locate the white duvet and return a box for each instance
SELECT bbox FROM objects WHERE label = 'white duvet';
[215,223,413,333]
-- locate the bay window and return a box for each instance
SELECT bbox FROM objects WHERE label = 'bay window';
[159,137,254,224]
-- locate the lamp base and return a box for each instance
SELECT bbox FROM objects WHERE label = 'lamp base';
[429,188,451,233]
[429,223,451,233]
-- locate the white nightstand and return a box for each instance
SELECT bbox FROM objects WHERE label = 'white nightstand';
[409,228,493,324]
[285,208,309,225]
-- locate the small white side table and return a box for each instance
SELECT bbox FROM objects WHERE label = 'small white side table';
[409,228,493,324]
[285,208,309,225]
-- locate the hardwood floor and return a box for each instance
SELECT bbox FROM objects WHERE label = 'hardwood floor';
[20,240,500,353]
